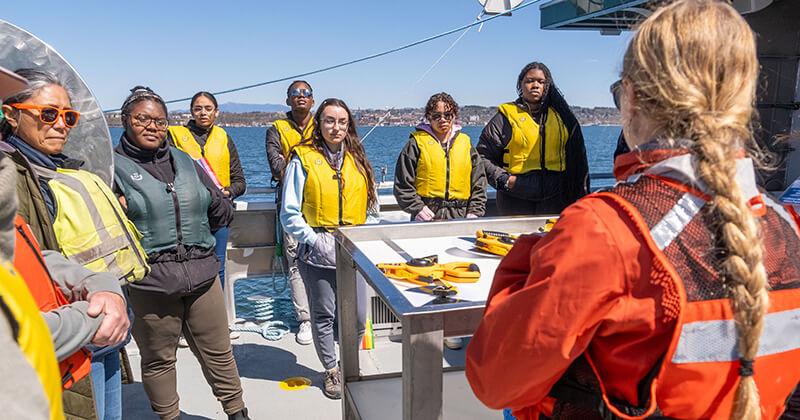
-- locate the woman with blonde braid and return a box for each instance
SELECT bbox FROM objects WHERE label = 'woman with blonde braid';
[466,1,800,419]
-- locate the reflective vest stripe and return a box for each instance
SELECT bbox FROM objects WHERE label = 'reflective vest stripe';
[672,308,800,363]
[37,167,148,282]
[650,192,705,250]
[762,195,800,236]
[69,236,129,266]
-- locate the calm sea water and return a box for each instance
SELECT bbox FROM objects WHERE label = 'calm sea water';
[109,125,621,322]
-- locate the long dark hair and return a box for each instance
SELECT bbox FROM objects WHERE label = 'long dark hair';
[516,61,574,123]
[300,98,377,210]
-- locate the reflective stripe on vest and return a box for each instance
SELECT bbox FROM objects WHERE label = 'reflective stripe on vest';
[274,118,315,159]
[113,149,216,255]
[294,145,367,228]
[673,308,800,363]
[412,131,472,201]
[498,103,569,174]
[650,192,705,250]
[168,125,231,187]
[584,176,800,419]
[13,217,92,391]
[35,167,149,283]
[0,262,65,420]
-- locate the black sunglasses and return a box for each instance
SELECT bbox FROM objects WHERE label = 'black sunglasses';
[289,88,313,99]
[610,79,622,110]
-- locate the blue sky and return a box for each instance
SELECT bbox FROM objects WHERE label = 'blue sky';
[2,0,632,110]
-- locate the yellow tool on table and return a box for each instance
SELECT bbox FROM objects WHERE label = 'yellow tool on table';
[377,255,480,298]
[475,230,518,256]
[539,218,558,233]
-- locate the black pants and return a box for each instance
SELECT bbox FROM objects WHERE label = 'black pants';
[495,190,566,216]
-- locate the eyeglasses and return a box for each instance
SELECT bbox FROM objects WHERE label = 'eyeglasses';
[429,112,454,122]
[610,79,622,110]
[130,113,169,130]
[322,118,348,129]
[289,88,313,99]
[191,105,216,114]
[8,103,81,128]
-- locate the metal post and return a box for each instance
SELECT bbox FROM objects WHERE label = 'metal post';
[402,314,444,420]
[336,238,361,420]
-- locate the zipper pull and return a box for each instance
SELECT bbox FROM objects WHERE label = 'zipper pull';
[166,182,175,193]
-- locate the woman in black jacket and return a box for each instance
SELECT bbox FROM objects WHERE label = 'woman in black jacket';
[477,62,589,215]
[113,86,250,420]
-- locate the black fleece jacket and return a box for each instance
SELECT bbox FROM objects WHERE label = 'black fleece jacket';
[114,135,233,295]
[477,98,590,204]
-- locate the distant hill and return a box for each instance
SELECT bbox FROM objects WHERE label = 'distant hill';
[218,102,289,113]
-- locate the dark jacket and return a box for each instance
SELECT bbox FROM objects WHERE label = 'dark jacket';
[393,125,487,220]
[114,135,233,296]
[0,140,60,250]
[477,98,589,205]
[167,120,247,199]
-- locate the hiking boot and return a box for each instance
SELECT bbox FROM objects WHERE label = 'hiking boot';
[228,407,251,420]
[444,337,463,350]
[296,321,313,345]
[323,367,342,400]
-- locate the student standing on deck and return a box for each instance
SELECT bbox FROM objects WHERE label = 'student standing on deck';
[265,80,315,346]
[114,87,250,420]
[466,1,800,419]
[477,62,589,216]
[393,92,487,222]
[281,98,374,400]
[168,92,246,288]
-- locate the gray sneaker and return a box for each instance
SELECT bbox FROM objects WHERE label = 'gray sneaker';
[323,367,342,400]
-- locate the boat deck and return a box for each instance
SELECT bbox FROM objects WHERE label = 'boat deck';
[122,331,495,419]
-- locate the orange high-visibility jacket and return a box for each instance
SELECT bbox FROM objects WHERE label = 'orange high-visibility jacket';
[466,150,800,420]
[13,216,92,390]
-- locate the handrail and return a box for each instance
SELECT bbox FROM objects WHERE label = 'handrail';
[242,173,617,196]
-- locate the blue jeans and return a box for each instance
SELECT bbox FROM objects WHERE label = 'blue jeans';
[91,350,122,420]
[214,227,229,287]
[503,408,516,419]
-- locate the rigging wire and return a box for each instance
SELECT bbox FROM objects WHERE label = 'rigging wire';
[102,0,543,112]
[360,10,482,143]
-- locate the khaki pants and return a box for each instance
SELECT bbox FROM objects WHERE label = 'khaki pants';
[128,278,244,419]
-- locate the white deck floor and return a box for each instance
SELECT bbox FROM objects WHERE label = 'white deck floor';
[123,330,498,419]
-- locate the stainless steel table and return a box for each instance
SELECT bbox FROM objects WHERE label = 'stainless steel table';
[335,216,552,420]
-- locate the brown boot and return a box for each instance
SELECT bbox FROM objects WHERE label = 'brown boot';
[323,367,342,400]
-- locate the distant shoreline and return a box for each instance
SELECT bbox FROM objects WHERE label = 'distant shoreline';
[104,105,620,128]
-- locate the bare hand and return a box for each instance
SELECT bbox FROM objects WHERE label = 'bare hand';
[506,175,517,190]
[466,213,479,219]
[118,195,128,211]
[87,292,129,346]
[222,188,231,198]
[414,206,435,222]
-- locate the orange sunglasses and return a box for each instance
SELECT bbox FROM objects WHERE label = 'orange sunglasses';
[8,103,81,128]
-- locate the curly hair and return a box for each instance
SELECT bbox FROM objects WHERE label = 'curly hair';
[424,92,459,119]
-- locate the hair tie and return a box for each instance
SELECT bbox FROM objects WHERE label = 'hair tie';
[738,358,754,377]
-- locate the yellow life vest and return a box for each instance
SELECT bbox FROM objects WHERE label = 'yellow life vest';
[0,262,65,420]
[168,125,231,187]
[274,118,315,159]
[498,103,569,174]
[412,130,472,201]
[294,144,367,228]
[38,167,150,283]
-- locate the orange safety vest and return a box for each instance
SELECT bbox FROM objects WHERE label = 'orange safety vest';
[548,175,800,419]
[13,216,92,390]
